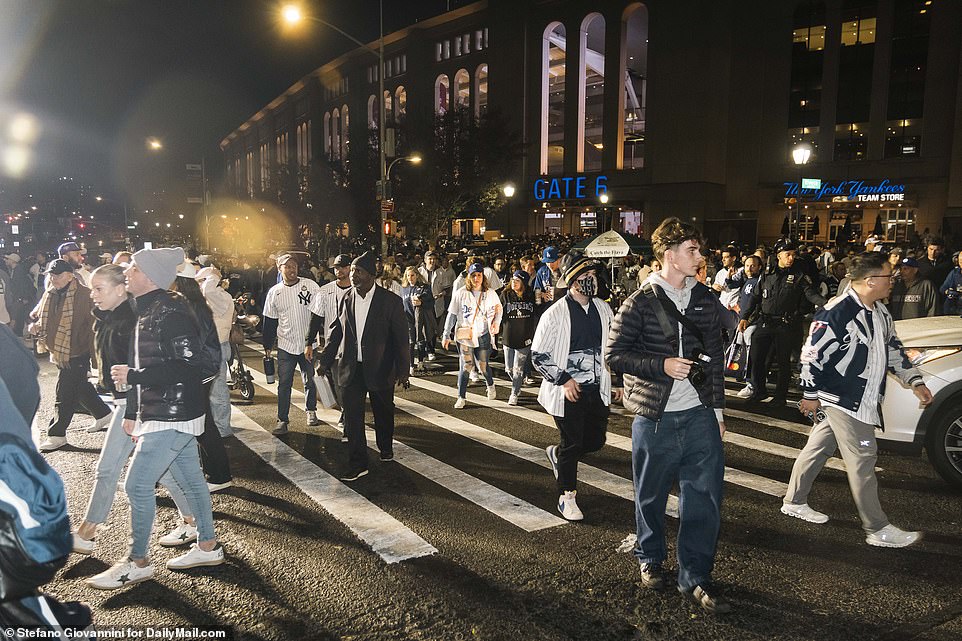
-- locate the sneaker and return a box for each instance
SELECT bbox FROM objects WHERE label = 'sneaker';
[306,411,321,426]
[39,436,67,452]
[780,502,829,524]
[508,393,518,406]
[380,451,394,462]
[72,532,95,555]
[207,480,234,493]
[469,371,480,384]
[683,583,731,615]
[272,420,289,435]
[736,384,754,399]
[486,385,497,400]
[340,467,369,482]
[523,376,537,386]
[85,413,111,433]
[557,490,583,521]
[545,445,559,480]
[166,543,225,569]
[454,397,466,409]
[158,522,198,547]
[410,367,416,376]
[865,524,923,548]
[640,562,671,591]
[426,353,436,362]
[85,558,154,590]
[340,433,349,443]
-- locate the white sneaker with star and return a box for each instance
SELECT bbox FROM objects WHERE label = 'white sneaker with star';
[158,522,198,547]
[166,543,225,570]
[85,558,154,590]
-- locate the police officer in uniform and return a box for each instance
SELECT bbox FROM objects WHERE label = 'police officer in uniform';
[738,239,826,406]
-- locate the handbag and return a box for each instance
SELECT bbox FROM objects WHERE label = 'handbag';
[455,293,483,344]
[725,331,748,380]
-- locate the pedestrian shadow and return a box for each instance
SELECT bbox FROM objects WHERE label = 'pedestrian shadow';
[60,555,110,580]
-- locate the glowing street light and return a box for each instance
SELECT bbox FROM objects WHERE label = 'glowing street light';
[502,183,516,198]
[281,4,302,25]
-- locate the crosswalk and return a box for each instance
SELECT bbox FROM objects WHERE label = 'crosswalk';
[223,343,874,566]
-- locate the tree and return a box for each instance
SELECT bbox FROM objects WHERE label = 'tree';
[394,107,522,239]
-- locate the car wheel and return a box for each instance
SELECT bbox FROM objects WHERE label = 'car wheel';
[926,401,962,490]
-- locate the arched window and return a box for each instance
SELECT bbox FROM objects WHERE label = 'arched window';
[621,5,648,169]
[541,22,567,175]
[323,112,331,158]
[580,13,605,172]
[435,74,450,115]
[384,90,393,126]
[340,105,349,161]
[367,95,378,129]
[395,86,407,120]
[454,69,471,110]
[331,108,341,160]
[475,64,488,117]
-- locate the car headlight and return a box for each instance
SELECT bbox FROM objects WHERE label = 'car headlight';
[904,347,962,366]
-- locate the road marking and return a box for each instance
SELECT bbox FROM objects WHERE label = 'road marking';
[408,377,788,497]
[229,405,436,564]
[246,369,566,532]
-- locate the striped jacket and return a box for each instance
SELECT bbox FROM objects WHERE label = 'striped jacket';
[799,289,923,413]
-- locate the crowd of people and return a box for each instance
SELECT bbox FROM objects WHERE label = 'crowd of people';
[4,222,957,619]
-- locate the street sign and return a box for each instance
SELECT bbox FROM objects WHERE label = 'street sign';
[801,178,821,190]
[381,200,395,214]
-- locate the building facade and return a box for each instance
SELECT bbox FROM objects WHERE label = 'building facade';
[221,0,962,247]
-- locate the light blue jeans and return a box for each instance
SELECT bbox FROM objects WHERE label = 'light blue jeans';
[125,429,215,560]
[82,401,192,525]
[209,342,233,436]
[457,333,493,398]
[502,346,530,397]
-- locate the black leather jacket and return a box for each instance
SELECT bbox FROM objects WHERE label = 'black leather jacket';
[606,280,725,420]
[92,298,136,399]
[124,289,206,423]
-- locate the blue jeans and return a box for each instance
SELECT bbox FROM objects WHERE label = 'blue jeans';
[209,341,232,436]
[125,430,215,560]
[277,349,317,422]
[502,346,530,396]
[631,406,724,591]
[83,401,191,525]
[457,333,493,398]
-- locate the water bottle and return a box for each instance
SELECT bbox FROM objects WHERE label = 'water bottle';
[264,355,276,384]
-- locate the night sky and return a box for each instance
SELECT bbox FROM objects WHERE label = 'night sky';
[1,0,467,198]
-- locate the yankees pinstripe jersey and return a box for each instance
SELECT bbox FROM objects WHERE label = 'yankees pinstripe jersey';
[264,277,322,355]
[310,280,352,343]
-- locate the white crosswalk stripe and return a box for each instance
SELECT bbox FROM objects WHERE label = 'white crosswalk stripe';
[246,368,567,532]
[229,405,437,564]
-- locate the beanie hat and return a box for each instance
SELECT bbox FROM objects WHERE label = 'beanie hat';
[352,251,377,275]
[561,253,597,284]
[132,247,185,289]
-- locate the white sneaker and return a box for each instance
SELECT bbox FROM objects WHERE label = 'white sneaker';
[865,524,923,548]
[426,353,436,362]
[454,397,466,409]
[39,436,67,452]
[166,543,225,569]
[86,413,111,433]
[558,490,584,521]
[486,385,497,400]
[736,384,754,399]
[780,502,829,524]
[85,558,154,590]
[72,532,95,555]
[158,522,198,547]
[508,393,518,406]
[469,371,480,383]
[207,480,234,493]
[306,411,321,426]
[523,376,537,386]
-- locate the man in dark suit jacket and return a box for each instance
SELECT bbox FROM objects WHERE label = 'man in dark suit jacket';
[318,251,410,481]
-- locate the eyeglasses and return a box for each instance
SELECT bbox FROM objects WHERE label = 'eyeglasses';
[864,274,895,281]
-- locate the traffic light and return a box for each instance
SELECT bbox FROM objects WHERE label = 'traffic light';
[384,220,392,235]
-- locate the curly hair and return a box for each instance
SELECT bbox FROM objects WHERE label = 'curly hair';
[651,217,703,262]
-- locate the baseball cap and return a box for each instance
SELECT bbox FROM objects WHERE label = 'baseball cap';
[44,259,75,275]
[424,250,437,258]
[542,246,559,263]
[276,253,295,267]
[773,239,797,254]
[511,270,527,281]
[4,253,20,263]
[468,263,484,275]
[57,241,81,256]
[332,253,352,267]
[901,257,920,268]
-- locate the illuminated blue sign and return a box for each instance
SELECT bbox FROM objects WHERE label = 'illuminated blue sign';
[784,178,905,202]
[534,175,608,200]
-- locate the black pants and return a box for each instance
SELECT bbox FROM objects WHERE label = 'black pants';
[339,374,395,470]
[198,380,232,484]
[553,391,609,493]
[47,355,111,437]
[748,322,803,400]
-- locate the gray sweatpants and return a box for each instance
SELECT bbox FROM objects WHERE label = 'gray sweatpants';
[784,406,888,533]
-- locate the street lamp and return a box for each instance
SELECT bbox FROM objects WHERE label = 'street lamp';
[282,3,388,256]
[386,154,422,181]
[792,143,812,241]
[502,183,516,198]
[599,192,611,231]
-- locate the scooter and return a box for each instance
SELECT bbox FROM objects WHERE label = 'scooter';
[227,296,259,402]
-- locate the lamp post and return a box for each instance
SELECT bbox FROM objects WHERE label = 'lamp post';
[599,192,610,232]
[282,3,387,255]
[791,143,812,241]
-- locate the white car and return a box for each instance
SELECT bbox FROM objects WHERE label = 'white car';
[881,316,962,489]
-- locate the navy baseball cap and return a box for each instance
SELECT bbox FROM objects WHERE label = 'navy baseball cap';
[901,257,920,268]
[468,263,484,275]
[511,270,527,281]
[58,241,81,256]
[542,246,559,263]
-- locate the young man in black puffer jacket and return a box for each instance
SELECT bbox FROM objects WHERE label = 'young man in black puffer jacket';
[607,217,729,615]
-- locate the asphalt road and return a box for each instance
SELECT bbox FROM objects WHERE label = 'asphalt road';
[28,344,962,641]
